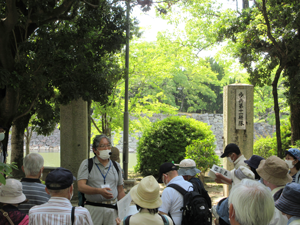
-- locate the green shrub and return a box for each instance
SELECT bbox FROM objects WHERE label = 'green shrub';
[253,136,277,159]
[134,116,216,178]
[253,122,291,158]
[185,139,220,173]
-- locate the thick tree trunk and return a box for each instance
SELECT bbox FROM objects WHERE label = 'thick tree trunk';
[290,102,300,145]
[10,114,31,178]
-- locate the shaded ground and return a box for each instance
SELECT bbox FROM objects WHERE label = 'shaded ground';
[125,171,224,225]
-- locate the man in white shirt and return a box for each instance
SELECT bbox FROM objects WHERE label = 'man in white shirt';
[29,167,93,225]
[158,162,193,225]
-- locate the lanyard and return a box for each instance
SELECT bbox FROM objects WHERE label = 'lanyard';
[95,160,111,185]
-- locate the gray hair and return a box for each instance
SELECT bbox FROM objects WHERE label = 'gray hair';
[23,153,44,176]
[92,134,111,150]
[228,179,275,225]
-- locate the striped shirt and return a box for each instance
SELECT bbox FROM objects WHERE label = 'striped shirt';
[20,178,50,214]
[29,197,93,225]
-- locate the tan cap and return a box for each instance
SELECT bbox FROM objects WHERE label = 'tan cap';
[257,156,292,186]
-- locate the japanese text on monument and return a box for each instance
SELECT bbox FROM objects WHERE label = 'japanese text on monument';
[236,89,246,130]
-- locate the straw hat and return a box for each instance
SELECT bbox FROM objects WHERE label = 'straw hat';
[130,175,162,209]
[257,156,292,186]
[230,166,254,186]
[275,182,300,217]
[176,159,201,176]
[0,179,27,204]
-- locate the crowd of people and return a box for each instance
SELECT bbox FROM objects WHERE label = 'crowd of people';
[0,133,300,225]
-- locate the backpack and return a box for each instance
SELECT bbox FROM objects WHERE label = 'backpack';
[78,158,120,207]
[168,183,212,225]
[124,214,170,225]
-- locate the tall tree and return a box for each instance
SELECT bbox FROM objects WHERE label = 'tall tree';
[0,0,130,173]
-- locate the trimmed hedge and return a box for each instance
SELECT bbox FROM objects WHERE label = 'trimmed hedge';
[134,116,216,178]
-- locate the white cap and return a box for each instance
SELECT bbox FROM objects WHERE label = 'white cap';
[176,159,201,176]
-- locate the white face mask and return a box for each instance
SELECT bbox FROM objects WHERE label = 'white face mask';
[0,133,5,142]
[227,156,234,163]
[285,160,294,169]
[98,150,111,160]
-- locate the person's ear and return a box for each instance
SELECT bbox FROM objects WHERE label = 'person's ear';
[21,166,25,173]
[294,159,299,165]
[45,187,50,195]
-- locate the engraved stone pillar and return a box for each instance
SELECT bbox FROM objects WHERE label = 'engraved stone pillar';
[223,84,254,196]
[60,98,88,200]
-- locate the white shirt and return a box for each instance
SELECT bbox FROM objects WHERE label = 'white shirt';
[268,187,288,225]
[29,197,93,225]
[159,176,193,225]
[234,155,249,169]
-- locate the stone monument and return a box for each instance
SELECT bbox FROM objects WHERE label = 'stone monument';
[223,84,254,196]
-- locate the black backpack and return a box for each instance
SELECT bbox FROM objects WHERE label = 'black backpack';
[78,158,119,207]
[168,183,212,225]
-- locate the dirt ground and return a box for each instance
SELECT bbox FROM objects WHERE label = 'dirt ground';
[126,172,224,224]
[127,171,224,202]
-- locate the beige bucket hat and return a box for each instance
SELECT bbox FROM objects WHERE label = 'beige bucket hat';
[0,179,27,204]
[130,175,162,209]
[257,155,292,186]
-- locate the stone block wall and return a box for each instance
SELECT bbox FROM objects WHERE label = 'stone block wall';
[7,113,275,156]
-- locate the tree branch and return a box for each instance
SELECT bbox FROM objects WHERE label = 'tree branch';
[261,0,284,57]
[91,117,102,134]
[29,0,77,24]
[12,93,39,123]
[82,0,99,8]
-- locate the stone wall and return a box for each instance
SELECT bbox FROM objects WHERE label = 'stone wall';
[7,113,275,156]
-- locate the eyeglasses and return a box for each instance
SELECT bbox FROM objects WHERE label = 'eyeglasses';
[97,144,111,149]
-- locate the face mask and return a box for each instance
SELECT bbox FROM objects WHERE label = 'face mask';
[227,156,234,163]
[98,150,111,160]
[285,160,294,169]
[0,133,5,142]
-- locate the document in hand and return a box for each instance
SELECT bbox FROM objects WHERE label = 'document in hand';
[208,164,231,180]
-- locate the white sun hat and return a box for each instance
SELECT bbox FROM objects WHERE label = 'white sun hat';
[130,175,162,209]
[0,179,27,204]
[176,159,201,176]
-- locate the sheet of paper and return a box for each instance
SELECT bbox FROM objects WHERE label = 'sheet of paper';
[209,164,231,179]
[117,192,133,220]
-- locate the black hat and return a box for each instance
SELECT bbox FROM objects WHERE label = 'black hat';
[220,143,241,158]
[46,167,76,190]
[157,162,177,183]
[244,155,264,169]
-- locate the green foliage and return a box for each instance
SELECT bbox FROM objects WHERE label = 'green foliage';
[0,162,17,185]
[185,139,219,173]
[134,116,216,178]
[253,122,292,158]
[253,136,277,159]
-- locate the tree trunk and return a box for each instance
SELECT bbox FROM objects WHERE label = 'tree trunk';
[272,66,284,158]
[242,0,249,9]
[10,114,31,178]
[88,100,91,158]
[290,102,300,145]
